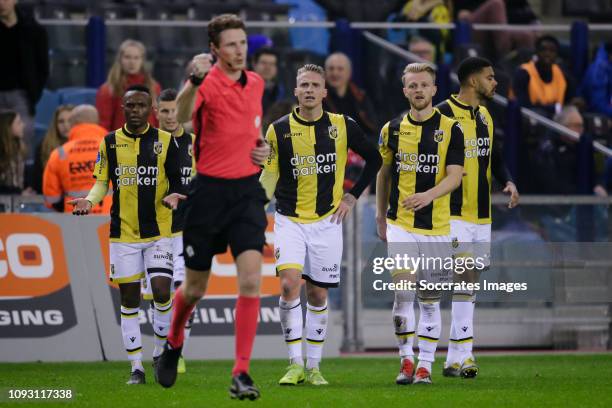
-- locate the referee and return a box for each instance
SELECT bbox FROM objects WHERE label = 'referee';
[155,14,270,400]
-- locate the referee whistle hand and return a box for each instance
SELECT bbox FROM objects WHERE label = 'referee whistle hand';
[250,140,270,165]
[162,193,187,210]
[503,182,519,208]
[69,198,92,216]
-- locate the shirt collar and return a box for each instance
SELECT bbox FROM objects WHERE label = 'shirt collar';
[449,94,479,113]
[210,65,248,88]
[122,123,150,138]
[406,109,438,126]
[291,107,324,125]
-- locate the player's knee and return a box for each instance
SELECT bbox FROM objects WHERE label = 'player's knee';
[119,282,140,308]
[417,290,441,303]
[394,289,416,304]
[183,284,205,302]
[280,274,301,298]
[152,287,171,304]
[306,285,327,307]
[239,277,260,295]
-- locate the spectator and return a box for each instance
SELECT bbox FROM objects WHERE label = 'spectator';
[324,52,378,136]
[96,39,161,131]
[0,109,26,194]
[513,36,576,117]
[455,0,537,59]
[324,52,378,191]
[0,0,48,154]
[252,47,285,114]
[533,105,606,196]
[43,105,110,213]
[262,99,295,132]
[396,1,451,59]
[408,36,436,63]
[581,42,612,118]
[29,104,74,193]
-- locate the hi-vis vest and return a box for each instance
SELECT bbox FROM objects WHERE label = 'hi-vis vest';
[520,60,567,106]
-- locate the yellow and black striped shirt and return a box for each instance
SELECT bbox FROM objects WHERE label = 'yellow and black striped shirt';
[264,108,380,223]
[93,124,182,243]
[436,95,511,224]
[380,109,464,235]
[170,128,196,235]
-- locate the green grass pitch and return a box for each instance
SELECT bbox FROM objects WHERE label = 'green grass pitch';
[1,354,611,407]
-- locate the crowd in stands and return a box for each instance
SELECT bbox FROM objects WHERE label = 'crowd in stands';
[1,0,612,203]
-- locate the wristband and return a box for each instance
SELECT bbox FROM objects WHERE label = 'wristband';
[189,73,204,86]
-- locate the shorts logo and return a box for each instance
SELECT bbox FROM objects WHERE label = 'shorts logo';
[185,245,195,258]
[153,141,163,155]
[275,247,280,260]
[328,125,338,140]
[255,115,261,129]
[452,237,459,248]
[188,145,193,157]
[433,130,444,143]
[322,263,338,272]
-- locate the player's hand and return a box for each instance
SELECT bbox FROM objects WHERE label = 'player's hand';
[401,191,433,211]
[503,181,519,208]
[69,198,93,216]
[251,138,270,165]
[376,215,387,242]
[331,193,357,224]
[162,193,187,210]
[191,53,213,79]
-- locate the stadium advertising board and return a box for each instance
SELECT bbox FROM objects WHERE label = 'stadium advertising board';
[96,214,281,336]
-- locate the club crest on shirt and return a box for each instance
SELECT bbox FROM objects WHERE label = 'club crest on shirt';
[452,237,459,248]
[433,129,444,143]
[478,112,488,127]
[188,145,193,157]
[153,141,163,155]
[275,247,280,260]
[328,125,338,140]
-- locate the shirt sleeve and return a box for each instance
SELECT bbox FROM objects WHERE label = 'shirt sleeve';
[93,138,109,182]
[164,135,183,195]
[446,122,465,167]
[378,122,393,165]
[42,148,63,209]
[346,116,382,199]
[491,136,513,185]
[262,124,279,173]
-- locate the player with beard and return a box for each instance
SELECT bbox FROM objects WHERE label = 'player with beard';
[377,63,464,385]
[436,57,519,378]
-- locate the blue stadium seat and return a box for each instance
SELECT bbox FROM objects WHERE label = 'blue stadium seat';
[57,87,98,106]
[34,89,60,128]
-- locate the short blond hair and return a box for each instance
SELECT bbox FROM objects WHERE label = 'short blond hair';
[402,62,436,85]
[297,64,325,80]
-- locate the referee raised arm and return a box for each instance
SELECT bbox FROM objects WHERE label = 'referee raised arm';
[155,14,270,400]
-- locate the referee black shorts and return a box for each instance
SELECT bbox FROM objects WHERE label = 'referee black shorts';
[182,173,268,271]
